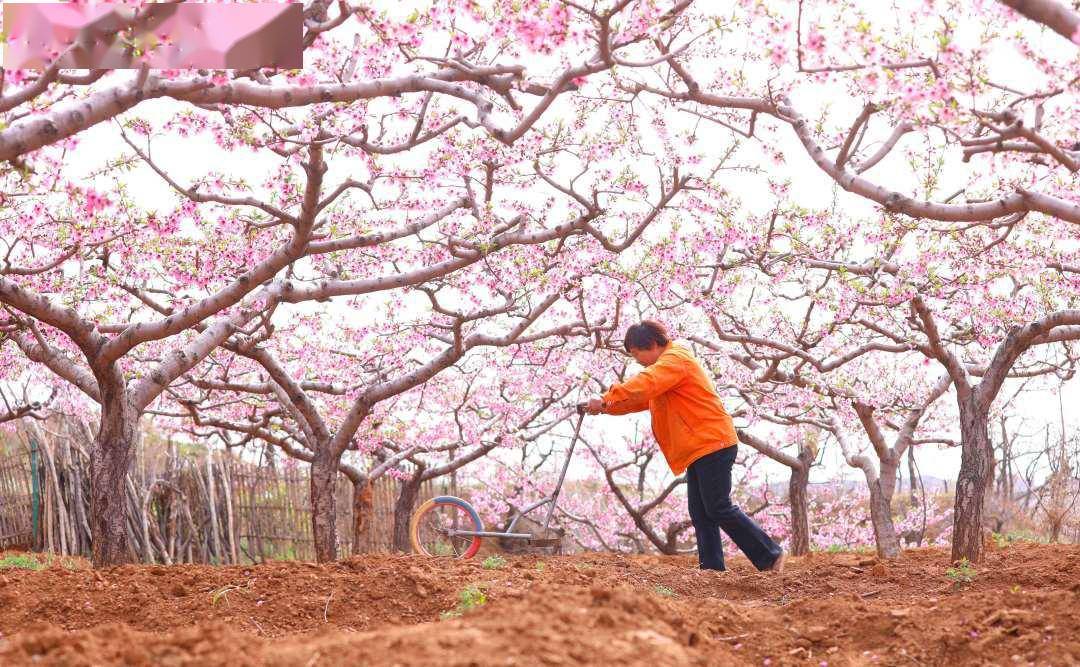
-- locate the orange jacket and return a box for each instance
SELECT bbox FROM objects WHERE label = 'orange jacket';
[602,342,737,474]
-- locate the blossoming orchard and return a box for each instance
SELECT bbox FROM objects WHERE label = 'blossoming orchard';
[0,0,1078,664]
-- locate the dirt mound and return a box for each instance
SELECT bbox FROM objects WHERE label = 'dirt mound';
[0,544,1077,665]
[0,554,485,636]
[0,585,734,666]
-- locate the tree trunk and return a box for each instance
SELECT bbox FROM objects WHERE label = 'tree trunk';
[871,455,903,559]
[310,449,340,562]
[868,478,901,559]
[392,476,423,553]
[951,395,994,564]
[350,478,373,556]
[1049,514,1063,543]
[908,447,919,507]
[879,457,899,507]
[89,394,139,568]
[996,419,1010,500]
[787,460,810,556]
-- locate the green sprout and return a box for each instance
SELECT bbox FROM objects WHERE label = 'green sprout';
[482,555,507,570]
[458,585,487,609]
[0,554,44,570]
[945,558,977,586]
[441,584,488,620]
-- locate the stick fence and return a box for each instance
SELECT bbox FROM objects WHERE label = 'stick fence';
[0,420,437,563]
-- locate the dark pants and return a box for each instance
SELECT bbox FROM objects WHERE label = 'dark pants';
[686,445,782,571]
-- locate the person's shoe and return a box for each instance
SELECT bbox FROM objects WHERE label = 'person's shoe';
[766,552,785,573]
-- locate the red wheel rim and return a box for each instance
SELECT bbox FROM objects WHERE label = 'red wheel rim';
[412,501,481,558]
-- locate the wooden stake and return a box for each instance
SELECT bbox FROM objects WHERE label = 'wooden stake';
[221,455,239,564]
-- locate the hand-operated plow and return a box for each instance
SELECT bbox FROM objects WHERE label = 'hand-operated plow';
[409,406,587,558]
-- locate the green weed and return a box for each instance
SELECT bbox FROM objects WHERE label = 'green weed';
[432,542,455,557]
[946,558,977,586]
[991,531,1042,548]
[0,553,44,570]
[458,585,487,609]
[654,584,676,597]
[441,584,487,620]
[482,555,507,570]
[819,544,875,555]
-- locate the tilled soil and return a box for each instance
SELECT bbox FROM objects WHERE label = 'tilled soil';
[0,543,1077,666]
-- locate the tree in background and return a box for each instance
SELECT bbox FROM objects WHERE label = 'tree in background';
[604,0,1080,562]
[0,0,700,566]
[4,0,1080,565]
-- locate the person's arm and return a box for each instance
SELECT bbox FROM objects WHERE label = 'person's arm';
[601,353,686,414]
[602,395,649,415]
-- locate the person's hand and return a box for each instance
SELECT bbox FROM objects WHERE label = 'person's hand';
[586,397,605,415]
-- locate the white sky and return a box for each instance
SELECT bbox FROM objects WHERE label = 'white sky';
[5,1,1078,493]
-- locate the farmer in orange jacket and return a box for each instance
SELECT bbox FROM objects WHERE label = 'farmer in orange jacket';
[586,320,784,572]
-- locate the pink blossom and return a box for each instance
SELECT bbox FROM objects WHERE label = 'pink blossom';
[901,83,925,103]
[513,3,570,53]
[6,69,29,86]
[768,45,787,66]
[450,32,471,51]
[82,191,112,216]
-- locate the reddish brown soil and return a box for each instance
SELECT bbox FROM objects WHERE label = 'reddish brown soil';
[0,543,1077,666]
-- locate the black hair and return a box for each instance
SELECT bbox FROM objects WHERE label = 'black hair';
[623,320,670,352]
